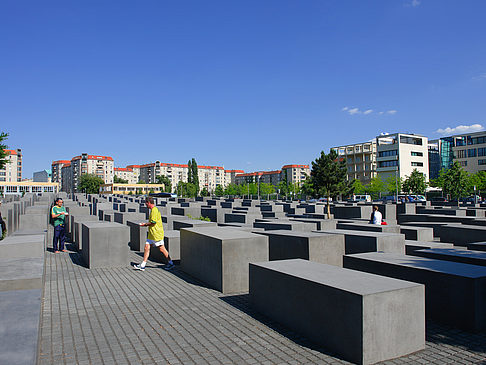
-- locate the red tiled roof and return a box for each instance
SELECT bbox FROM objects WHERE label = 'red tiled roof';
[71,155,114,161]
[281,164,309,169]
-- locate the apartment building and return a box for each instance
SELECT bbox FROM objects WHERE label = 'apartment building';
[114,167,139,184]
[33,169,52,182]
[51,160,70,187]
[55,154,114,193]
[376,133,429,182]
[224,170,245,185]
[1,149,22,182]
[234,164,310,187]
[332,141,377,185]
[436,131,486,175]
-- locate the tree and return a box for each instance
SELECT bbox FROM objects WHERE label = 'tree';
[224,183,239,196]
[366,176,386,199]
[191,158,199,194]
[350,179,366,195]
[0,132,8,170]
[214,185,224,197]
[200,187,209,197]
[440,162,470,200]
[156,175,172,193]
[187,159,193,186]
[402,169,427,194]
[310,149,348,218]
[301,176,316,199]
[277,180,289,197]
[138,179,146,184]
[113,175,128,184]
[78,174,105,194]
[385,174,403,195]
[259,182,275,196]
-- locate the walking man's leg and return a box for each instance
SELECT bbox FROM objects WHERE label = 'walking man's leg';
[158,243,174,270]
[60,225,67,252]
[53,226,60,253]
[133,242,151,271]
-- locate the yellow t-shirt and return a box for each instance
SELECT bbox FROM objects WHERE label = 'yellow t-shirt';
[148,206,164,241]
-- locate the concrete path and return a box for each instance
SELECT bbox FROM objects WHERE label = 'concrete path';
[39,245,486,364]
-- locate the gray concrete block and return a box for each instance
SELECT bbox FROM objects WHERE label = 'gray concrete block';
[253,220,316,231]
[289,218,337,231]
[72,215,100,251]
[343,252,486,331]
[173,219,217,231]
[113,212,146,225]
[81,222,130,269]
[0,257,44,291]
[466,242,486,251]
[256,230,344,266]
[0,234,45,259]
[405,240,454,254]
[250,259,425,365]
[126,220,148,252]
[180,227,269,293]
[411,247,486,267]
[399,225,434,241]
[400,221,451,237]
[0,289,42,365]
[320,229,405,255]
[437,224,486,246]
[333,205,372,220]
[336,221,401,234]
[19,213,48,230]
[150,230,181,262]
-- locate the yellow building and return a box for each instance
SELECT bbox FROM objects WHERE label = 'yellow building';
[99,183,164,195]
[0,181,59,196]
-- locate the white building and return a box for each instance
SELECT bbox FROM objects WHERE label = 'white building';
[376,133,429,182]
[1,149,22,182]
[333,141,377,185]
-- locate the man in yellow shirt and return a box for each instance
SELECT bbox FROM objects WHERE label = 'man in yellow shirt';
[133,197,174,271]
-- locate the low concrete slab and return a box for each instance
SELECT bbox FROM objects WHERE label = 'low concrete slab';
[399,225,434,241]
[336,221,401,234]
[405,240,454,254]
[411,247,486,267]
[250,259,425,365]
[0,257,44,291]
[437,224,486,245]
[0,234,45,259]
[343,252,486,331]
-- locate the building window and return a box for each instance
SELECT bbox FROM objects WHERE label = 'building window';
[468,148,477,158]
[478,148,486,157]
[478,159,486,166]
[378,150,398,158]
[378,160,398,168]
[456,150,466,159]
[411,162,424,167]
[411,151,423,157]
[459,161,468,167]
[455,137,466,146]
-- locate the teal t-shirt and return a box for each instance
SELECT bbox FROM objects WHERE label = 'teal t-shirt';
[51,206,66,227]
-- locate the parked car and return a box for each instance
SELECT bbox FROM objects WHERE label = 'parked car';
[430,196,448,202]
[348,194,371,202]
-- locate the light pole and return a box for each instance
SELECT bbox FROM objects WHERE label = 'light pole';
[395,167,399,203]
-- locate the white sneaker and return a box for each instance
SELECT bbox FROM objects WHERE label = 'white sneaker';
[133,263,145,271]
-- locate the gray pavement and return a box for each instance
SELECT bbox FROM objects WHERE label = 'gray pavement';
[39,244,486,365]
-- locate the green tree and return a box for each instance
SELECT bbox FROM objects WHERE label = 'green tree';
[440,162,470,199]
[113,175,128,184]
[301,176,316,199]
[385,174,403,195]
[156,175,172,193]
[366,176,386,199]
[78,174,105,194]
[200,187,209,196]
[191,158,199,194]
[277,180,289,197]
[224,183,239,196]
[310,149,348,218]
[214,185,224,197]
[402,169,427,194]
[187,159,193,185]
[0,132,9,170]
[259,182,275,196]
[350,179,366,195]
[138,179,146,184]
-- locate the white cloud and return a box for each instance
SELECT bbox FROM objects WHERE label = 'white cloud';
[378,111,384,115]
[342,106,349,111]
[473,73,486,80]
[387,110,397,115]
[341,106,397,116]
[348,108,360,115]
[436,123,485,136]
[363,109,373,115]
[405,0,421,7]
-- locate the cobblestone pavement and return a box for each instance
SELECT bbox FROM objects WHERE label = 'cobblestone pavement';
[39,245,486,365]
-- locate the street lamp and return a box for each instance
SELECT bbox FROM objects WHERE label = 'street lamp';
[395,166,399,203]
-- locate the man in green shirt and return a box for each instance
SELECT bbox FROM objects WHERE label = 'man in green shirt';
[51,197,68,253]
[133,196,174,271]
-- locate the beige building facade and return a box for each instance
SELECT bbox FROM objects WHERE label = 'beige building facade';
[1,149,22,182]
[333,141,377,185]
[235,164,310,187]
[0,181,58,196]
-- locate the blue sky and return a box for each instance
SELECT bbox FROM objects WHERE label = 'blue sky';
[1,0,485,178]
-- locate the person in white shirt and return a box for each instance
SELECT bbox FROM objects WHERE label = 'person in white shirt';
[370,205,382,225]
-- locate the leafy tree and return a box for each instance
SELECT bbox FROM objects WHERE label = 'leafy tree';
[113,175,128,184]
[214,185,224,197]
[191,158,199,194]
[156,175,172,193]
[259,182,275,196]
[78,174,105,194]
[176,181,197,197]
[0,132,9,170]
[224,183,239,196]
[138,179,146,184]
[385,174,403,195]
[310,149,348,218]
[277,180,289,197]
[350,179,366,195]
[200,187,209,196]
[468,171,486,194]
[439,162,470,199]
[187,159,193,185]
[402,169,427,194]
[366,176,386,199]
